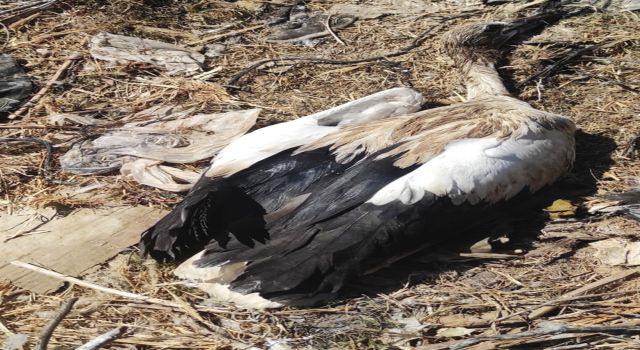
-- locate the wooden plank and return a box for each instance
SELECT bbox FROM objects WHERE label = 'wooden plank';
[0,206,167,293]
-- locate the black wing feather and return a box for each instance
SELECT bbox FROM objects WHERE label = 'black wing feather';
[220,193,539,306]
[140,147,361,260]
[144,140,551,306]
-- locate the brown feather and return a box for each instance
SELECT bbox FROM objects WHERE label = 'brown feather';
[300,96,575,168]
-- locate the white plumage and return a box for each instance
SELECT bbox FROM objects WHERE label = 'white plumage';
[369,115,575,206]
[206,87,425,178]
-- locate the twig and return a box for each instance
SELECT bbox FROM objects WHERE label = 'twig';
[517,42,605,88]
[226,27,436,90]
[164,288,253,347]
[528,269,639,320]
[583,73,640,94]
[0,22,10,51]
[492,287,640,325]
[324,15,346,46]
[11,261,238,313]
[36,297,79,350]
[3,210,55,242]
[8,53,83,119]
[75,326,128,350]
[460,322,640,350]
[187,24,264,46]
[226,13,477,92]
[0,317,14,335]
[0,124,81,130]
[164,288,208,324]
[11,261,184,309]
[8,12,42,30]
[622,134,639,158]
[132,24,198,41]
[0,0,58,26]
[458,252,519,259]
[0,137,53,176]
[491,268,523,287]
[12,261,254,348]
[508,0,549,13]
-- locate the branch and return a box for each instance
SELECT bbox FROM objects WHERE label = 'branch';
[36,297,78,350]
[187,24,264,46]
[75,326,128,350]
[447,322,640,350]
[8,53,83,120]
[11,261,183,309]
[226,13,479,93]
[528,268,638,320]
[11,261,253,348]
[324,14,346,46]
[517,42,605,88]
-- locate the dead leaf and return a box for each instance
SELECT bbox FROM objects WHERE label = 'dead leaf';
[436,327,474,338]
[545,199,577,219]
[470,237,492,253]
[387,312,427,334]
[602,170,621,181]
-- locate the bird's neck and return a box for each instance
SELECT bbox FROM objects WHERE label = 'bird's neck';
[462,61,510,100]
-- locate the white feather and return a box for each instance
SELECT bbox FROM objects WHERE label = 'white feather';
[369,124,574,206]
[174,251,283,309]
[205,87,424,177]
[310,87,425,127]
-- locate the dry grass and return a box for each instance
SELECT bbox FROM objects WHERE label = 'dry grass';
[1,0,640,349]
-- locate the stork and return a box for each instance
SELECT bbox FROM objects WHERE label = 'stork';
[140,13,576,308]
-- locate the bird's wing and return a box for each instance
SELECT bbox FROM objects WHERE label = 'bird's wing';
[141,88,424,258]
[206,87,424,178]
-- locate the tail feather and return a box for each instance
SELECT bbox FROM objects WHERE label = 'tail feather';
[140,183,269,260]
[140,189,212,260]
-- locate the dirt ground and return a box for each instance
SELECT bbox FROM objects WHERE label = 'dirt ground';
[1,0,640,349]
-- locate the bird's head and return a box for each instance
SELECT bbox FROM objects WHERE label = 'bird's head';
[442,22,511,61]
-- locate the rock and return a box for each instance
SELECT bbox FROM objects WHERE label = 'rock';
[590,238,640,266]
[1,334,29,350]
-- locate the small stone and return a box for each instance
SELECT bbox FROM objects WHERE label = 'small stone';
[204,43,226,58]
[35,48,51,56]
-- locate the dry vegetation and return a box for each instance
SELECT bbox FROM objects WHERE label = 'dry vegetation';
[1,0,640,349]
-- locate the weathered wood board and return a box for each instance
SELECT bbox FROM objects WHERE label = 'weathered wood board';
[0,206,167,293]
